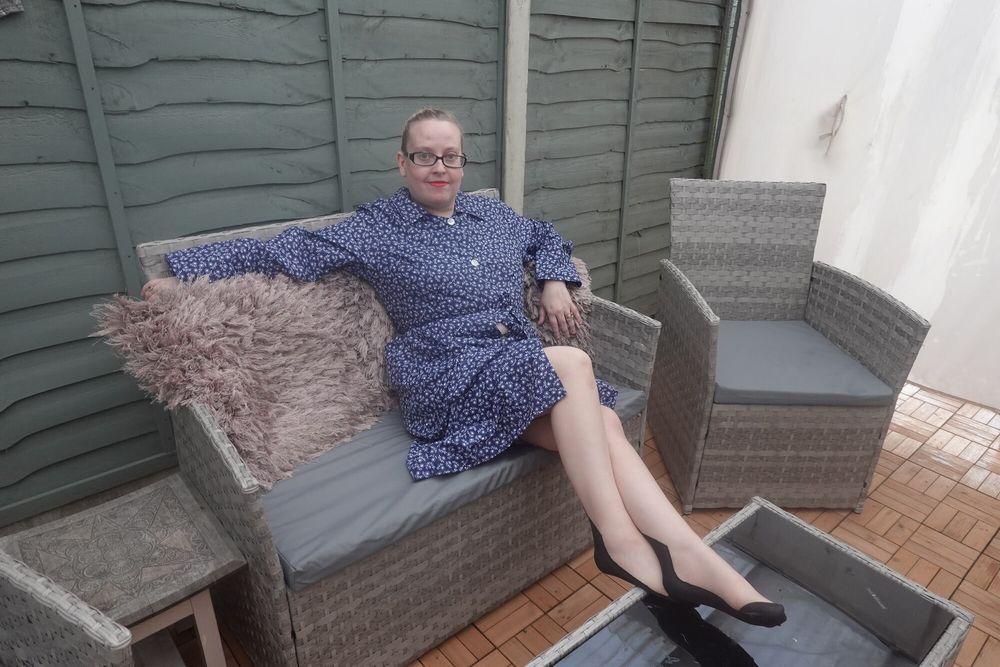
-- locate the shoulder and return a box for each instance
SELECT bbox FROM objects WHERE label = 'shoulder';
[311,196,393,246]
[456,191,519,221]
[354,188,429,229]
[353,191,400,221]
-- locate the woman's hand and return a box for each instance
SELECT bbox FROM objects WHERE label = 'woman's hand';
[140,277,180,301]
[536,280,581,340]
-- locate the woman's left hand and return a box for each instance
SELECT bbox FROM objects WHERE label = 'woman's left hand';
[537,281,581,340]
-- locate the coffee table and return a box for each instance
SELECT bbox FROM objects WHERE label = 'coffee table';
[528,498,972,667]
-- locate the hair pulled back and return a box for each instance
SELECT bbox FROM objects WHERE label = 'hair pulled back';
[400,108,464,153]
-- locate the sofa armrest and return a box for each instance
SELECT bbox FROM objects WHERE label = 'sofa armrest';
[172,404,279,574]
[172,404,298,665]
[806,261,930,392]
[589,296,661,395]
[648,259,719,512]
[177,404,260,496]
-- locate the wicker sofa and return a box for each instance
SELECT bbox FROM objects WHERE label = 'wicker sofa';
[134,189,661,667]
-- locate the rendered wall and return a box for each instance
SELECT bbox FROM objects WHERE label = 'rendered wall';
[719,0,1000,408]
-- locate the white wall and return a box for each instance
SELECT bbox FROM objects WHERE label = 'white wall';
[719,0,1000,408]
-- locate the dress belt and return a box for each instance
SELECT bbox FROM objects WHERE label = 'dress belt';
[496,308,531,337]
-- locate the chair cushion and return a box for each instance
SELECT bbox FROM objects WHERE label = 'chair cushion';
[714,320,893,407]
[263,384,646,591]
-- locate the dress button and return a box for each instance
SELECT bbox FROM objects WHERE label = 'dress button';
[446,218,456,226]
[470,259,480,267]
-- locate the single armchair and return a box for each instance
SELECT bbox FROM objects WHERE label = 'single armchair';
[649,179,930,513]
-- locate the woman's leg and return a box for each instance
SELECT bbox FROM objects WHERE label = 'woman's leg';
[522,346,769,608]
[524,346,666,595]
[598,406,768,608]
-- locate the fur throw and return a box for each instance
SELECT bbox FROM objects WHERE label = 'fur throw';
[524,260,594,353]
[93,260,592,488]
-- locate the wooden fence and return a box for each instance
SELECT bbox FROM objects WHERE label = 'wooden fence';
[0,0,736,525]
[525,0,728,313]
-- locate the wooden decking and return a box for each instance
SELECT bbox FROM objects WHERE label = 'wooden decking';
[192,383,1000,667]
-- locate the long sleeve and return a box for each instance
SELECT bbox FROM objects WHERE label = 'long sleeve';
[166,218,364,283]
[522,217,581,286]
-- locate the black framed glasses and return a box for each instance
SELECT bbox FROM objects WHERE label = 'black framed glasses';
[407,151,467,168]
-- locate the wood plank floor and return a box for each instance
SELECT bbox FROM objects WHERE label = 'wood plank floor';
[186,383,1000,667]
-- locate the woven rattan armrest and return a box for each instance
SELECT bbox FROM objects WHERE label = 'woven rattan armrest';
[649,259,719,510]
[806,261,930,391]
[0,551,133,664]
[654,259,719,412]
[180,404,260,495]
[171,404,297,665]
[589,296,661,394]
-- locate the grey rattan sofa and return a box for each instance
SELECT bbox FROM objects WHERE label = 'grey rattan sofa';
[134,189,661,666]
[649,179,930,514]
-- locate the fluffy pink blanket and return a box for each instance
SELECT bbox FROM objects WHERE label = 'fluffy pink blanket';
[94,261,591,488]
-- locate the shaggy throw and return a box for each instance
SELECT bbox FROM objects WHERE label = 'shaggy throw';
[94,261,593,488]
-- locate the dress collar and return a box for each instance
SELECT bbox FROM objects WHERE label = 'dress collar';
[390,188,485,224]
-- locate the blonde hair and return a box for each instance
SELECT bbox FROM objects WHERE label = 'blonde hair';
[400,108,464,153]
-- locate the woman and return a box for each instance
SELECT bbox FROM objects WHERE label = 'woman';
[143,108,785,627]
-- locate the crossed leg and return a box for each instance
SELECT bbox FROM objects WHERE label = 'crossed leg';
[520,346,770,609]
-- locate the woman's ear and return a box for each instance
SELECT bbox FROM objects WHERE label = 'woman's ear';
[396,151,407,176]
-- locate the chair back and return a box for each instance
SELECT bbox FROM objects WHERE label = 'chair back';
[668,179,826,320]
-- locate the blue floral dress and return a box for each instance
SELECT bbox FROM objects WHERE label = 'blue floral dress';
[166,188,617,479]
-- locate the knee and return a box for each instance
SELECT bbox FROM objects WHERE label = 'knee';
[545,346,594,382]
[601,406,625,435]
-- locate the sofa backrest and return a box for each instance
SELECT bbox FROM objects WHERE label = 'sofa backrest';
[135,188,500,280]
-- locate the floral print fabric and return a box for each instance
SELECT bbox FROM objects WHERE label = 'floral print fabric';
[167,188,617,478]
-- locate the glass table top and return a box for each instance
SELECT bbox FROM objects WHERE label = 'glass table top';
[555,542,920,667]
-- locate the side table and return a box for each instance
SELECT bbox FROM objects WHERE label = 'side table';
[0,473,243,666]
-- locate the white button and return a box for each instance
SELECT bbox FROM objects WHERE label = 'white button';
[446,217,455,226]
[470,259,480,267]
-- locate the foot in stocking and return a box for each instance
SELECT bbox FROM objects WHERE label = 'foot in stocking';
[646,535,786,627]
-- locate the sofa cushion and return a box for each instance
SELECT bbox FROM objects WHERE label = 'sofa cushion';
[263,384,646,591]
[714,320,893,406]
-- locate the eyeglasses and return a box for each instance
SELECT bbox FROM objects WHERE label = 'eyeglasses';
[407,151,467,168]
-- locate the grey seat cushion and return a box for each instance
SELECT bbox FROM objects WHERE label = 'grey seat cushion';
[263,383,645,591]
[715,320,893,407]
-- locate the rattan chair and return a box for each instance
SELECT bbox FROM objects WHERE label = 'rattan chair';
[649,179,930,513]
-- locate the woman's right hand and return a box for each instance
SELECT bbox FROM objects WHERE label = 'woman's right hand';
[140,277,180,301]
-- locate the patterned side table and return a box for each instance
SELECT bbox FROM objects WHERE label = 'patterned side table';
[0,474,243,665]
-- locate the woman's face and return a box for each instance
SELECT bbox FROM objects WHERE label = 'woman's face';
[396,119,464,217]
